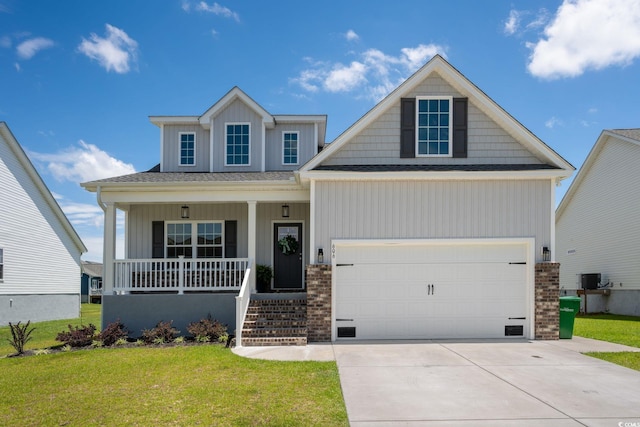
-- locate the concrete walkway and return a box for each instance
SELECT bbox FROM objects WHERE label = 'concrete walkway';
[233,337,640,426]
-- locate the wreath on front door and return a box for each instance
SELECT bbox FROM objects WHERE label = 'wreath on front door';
[277,235,299,255]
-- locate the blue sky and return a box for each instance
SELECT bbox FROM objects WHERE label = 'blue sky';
[1,0,640,261]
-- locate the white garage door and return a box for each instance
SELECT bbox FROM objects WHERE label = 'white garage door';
[334,240,531,340]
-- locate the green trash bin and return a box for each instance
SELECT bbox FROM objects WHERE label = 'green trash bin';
[559,296,581,339]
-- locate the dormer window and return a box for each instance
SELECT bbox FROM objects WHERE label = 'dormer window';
[225,123,250,166]
[179,133,195,166]
[416,96,452,157]
[282,131,299,165]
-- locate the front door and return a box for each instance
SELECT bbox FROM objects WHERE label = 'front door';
[273,223,303,290]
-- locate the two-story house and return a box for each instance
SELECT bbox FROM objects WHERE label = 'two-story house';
[83,55,574,345]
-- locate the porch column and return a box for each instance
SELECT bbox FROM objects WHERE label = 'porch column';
[247,200,257,292]
[103,202,117,295]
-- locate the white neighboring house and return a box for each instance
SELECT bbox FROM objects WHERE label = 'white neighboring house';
[0,122,87,325]
[556,129,640,315]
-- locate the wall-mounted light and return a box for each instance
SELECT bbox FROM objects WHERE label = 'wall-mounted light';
[181,205,190,219]
[282,204,290,218]
[317,248,324,264]
[542,246,551,262]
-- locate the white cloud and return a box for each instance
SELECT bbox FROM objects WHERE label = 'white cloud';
[181,0,191,12]
[504,10,521,35]
[196,1,240,22]
[29,140,136,183]
[587,107,598,114]
[545,116,563,128]
[78,24,139,74]
[0,35,11,48]
[527,0,640,79]
[292,43,447,101]
[16,37,54,59]
[80,232,125,262]
[345,29,359,41]
[14,62,20,72]
[61,201,105,228]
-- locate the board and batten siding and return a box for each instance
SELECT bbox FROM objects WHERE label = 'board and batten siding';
[0,133,81,296]
[211,99,264,172]
[556,137,640,290]
[162,125,210,172]
[314,179,551,263]
[265,123,316,171]
[126,202,310,265]
[322,73,543,166]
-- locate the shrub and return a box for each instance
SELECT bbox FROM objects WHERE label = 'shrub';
[141,321,179,344]
[7,321,35,355]
[187,315,227,342]
[99,320,129,346]
[56,324,97,347]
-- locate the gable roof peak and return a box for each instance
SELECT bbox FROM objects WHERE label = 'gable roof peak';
[199,86,274,128]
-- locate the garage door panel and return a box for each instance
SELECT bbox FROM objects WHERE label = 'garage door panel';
[335,241,530,340]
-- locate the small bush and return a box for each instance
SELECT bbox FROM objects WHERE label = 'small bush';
[99,320,129,346]
[115,337,128,346]
[141,320,179,344]
[187,315,227,342]
[7,321,35,354]
[56,324,97,347]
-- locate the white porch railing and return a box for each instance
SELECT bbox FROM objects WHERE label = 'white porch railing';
[234,259,254,347]
[113,257,249,294]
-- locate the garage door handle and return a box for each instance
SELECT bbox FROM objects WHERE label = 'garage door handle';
[336,318,354,322]
[508,317,526,320]
[336,264,354,267]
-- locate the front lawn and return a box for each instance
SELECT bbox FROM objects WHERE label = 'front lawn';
[575,314,640,371]
[0,303,101,356]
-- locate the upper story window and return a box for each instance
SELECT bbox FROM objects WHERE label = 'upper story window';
[225,123,250,166]
[179,133,196,166]
[166,222,223,258]
[282,131,299,165]
[416,96,452,157]
[0,248,3,281]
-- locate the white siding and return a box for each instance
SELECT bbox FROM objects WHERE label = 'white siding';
[162,125,210,172]
[323,73,543,166]
[314,179,551,263]
[0,132,81,295]
[212,99,263,172]
[557,137,640,290]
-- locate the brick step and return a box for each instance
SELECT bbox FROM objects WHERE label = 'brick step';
[242,328,307,338]
[243,319,307,327]
[244,313,307,321]
[241,336,307,346]
[246,305,306,312]
[249,300,307,306]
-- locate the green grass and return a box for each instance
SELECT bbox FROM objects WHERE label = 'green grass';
[575,314,640,371]
[0,304,101,356]
[0,345,347,426]
[0,304,347,426]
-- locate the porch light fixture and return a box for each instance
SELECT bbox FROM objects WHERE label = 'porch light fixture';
[542,246,551,262]
[281,204,290,218]
[181,205,190,219]
[317,248,324,264]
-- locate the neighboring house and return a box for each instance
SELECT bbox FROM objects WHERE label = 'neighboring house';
[556,129,640,315]
[81,261,103,303]
[82,56,573,344]
[0,122,87,325]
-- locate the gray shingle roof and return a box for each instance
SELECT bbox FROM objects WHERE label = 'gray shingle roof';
[312,164,559,172]
[609,129,640,142]
[82,261,103,277]
[85,171,296,184]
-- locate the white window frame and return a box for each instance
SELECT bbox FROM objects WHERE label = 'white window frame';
[224,122,251,166]
[179,132,196,166]
[415,96,453,158]
[0,248,3,281]
[165,221,224,259]
[282,131,300,165]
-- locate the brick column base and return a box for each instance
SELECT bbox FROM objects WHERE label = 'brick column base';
[535,262,560,340]
[306,264,332,342]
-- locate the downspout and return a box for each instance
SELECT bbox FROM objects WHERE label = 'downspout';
[96,185,107,212]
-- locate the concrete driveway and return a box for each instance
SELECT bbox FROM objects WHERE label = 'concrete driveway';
[334,338,640,426]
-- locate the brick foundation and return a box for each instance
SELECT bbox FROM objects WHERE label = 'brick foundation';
[306,264,332,342]
[535,262,560,340]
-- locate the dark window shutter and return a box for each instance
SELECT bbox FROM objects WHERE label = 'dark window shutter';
[152,221,164,258]
[400,98,416,158]
[452,98,468,158]
[225,220,237,258]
